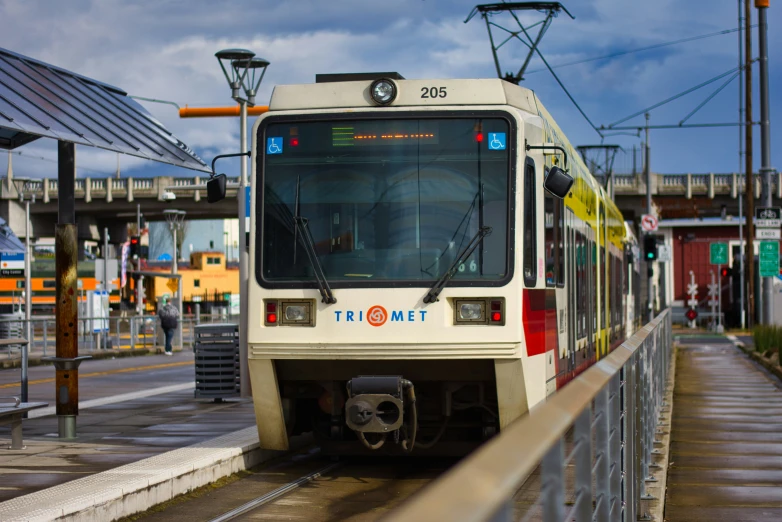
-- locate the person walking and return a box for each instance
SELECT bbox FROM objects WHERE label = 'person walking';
[158,297,179,355]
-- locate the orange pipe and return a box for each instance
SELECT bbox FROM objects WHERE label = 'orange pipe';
[179,105,269,118]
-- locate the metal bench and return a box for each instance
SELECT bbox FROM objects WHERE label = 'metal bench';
[0,398,48,449]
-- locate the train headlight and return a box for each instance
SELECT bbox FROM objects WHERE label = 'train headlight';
[370,78,397,105]
[285,304,307,321]
[453,298,505,325]
[265,299,316,326]
[459,302,484,320]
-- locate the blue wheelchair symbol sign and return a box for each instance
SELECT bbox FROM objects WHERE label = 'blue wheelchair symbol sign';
[267,137,283,155]
[488,133,506,150]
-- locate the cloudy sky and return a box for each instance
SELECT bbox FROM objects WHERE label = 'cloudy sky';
[1,0,779,178]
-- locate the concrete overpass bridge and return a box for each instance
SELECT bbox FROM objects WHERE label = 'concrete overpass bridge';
[0,175,243,248]
[2,170,780,248]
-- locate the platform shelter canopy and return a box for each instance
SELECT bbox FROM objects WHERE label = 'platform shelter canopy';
[0,47,207,172]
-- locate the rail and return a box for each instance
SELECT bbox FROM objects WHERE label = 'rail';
[387,309,672,522]
[0,313,239,358]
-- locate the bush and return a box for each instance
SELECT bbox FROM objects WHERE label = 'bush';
[752,325,782,361]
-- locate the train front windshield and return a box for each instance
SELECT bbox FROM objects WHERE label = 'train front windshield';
[257,116,512,286]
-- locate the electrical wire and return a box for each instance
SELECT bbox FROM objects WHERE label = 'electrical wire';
[607,65,742,128]
[679,71,741,126]
[506,9,604,138]
[525,26,754,75]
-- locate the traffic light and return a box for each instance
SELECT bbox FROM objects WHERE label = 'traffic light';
[130,236,140,259]
[720,267,730,278]
[644,235,658,261]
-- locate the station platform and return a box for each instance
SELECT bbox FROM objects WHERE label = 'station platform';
[0,352,266,521]
[665,334,782,521]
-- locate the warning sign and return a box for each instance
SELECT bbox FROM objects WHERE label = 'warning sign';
[167,278,179,293]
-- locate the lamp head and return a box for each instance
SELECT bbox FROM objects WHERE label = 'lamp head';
[232,57,270,106]
[215,49,255,100]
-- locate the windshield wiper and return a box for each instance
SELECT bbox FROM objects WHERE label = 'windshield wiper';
[423,226,492,304]
[293,216,337,304]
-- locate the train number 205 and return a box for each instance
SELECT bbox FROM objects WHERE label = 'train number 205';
[421,86,447,98]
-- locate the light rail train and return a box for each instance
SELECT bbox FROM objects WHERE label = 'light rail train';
[218,74,640,453]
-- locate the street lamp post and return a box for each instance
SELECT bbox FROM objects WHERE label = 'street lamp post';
[12,179,34,404]
[215,49,270,397]
[164,209,186,349]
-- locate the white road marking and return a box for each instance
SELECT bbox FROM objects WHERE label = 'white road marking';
[28,382,194,419]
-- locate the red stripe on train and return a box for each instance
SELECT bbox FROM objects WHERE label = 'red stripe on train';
[522,289,558,357]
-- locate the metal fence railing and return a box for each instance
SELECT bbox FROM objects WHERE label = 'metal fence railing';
[386,309,672,522]
[0,314,239,358]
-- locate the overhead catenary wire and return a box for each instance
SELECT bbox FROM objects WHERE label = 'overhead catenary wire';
[505,8,604,138]
[606,65,743,128]
[525,26,755,75]
[679,70,741,126]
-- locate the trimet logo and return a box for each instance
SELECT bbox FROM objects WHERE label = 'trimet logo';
[334,305,427,326]
[367,305,387,327]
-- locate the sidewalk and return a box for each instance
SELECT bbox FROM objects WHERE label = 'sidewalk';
[0,386,257,503]
[665,336,782,521]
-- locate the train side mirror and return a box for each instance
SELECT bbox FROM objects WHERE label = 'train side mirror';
[543,166,574,199]
[207,174,227,203]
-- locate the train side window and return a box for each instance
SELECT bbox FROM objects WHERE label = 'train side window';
[523,158,537,287]
[543,170,562,288]
[557,199,565,288]
[544,178,555,287]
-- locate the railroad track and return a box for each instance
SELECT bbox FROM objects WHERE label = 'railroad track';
[134,446,459,521]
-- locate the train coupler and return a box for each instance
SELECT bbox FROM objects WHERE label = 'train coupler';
[345,376,406,433]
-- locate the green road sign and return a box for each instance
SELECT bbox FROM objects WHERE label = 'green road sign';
[759,241,780,277]
[710,242,728,265]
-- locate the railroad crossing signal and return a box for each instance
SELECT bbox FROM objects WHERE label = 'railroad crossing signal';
[685,308,698,321]
[709,243,728,265]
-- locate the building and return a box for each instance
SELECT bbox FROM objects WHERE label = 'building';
[141,251,238,313]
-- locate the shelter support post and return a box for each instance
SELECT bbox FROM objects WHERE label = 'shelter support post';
[53,142,83,438]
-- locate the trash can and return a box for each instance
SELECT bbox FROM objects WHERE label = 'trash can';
[194,323,239,400]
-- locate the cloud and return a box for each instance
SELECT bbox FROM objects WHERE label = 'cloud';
[1,0,779,176]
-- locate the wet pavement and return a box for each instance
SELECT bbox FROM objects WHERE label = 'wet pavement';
[0,351,256,503]
[665,336,782,521]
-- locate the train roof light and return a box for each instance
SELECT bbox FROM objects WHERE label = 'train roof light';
[370,78,397,106]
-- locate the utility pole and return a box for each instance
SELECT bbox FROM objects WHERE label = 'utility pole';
[645,113,654,322]
[745,0,755,327]
[738,0,746,330]
[758,0,773,325]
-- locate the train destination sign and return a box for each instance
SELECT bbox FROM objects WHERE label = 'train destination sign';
[709,242,728,265]
[755,207,782,228]
[759,241,780,278]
